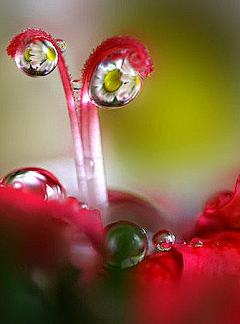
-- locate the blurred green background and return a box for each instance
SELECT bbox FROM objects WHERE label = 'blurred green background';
[1,0,240,227]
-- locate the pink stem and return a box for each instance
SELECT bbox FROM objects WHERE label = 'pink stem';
[56,54,89,204]
[79,83,108,212]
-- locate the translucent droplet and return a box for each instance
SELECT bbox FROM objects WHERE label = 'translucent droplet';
[105,220,148,269]
[67,196,89,210]
[0,167,66,201]
[90,51,144,108]
[56,39,67,53]
[190,238,204,248]
[152,230,176,252]
[15,37,58,77]
[71,79,82,91]
[84,158,95,180]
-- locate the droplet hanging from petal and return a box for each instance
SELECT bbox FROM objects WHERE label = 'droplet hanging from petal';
[0,167,66,200]
[14,37,58,77]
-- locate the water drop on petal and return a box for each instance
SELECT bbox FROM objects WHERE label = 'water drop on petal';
[152,230,176,252]
[190,237,204,248]
[105,220,148,269]
[15,38,58,77]
[90,52,143,108]
[0,167,66,201]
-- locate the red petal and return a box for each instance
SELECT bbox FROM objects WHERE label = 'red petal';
[195,175,240,236]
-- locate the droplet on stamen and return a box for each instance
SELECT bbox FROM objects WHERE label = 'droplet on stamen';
[56,39,67,53]
[152,230,176,252]
[90,51,143,108]
[0,167,66,201]
[15,38,58,77]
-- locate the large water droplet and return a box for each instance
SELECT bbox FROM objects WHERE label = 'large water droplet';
[152,230,176,252]
[15,38,58,77]
[90,51,143,108]
[190,238,204,248]
[0,167,66,201]
[105,220,148,269]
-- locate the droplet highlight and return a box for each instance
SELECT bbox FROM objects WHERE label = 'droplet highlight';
[105,220,148,269]
[152,230,176,252]
[90,51,143,108]
[0,167,66,201]
[15,38,58,77]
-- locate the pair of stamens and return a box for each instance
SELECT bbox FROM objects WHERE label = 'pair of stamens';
[6,28,153,219]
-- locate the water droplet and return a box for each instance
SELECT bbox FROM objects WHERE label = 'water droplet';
[105,220,148,269]
[56,39,67,53]
[152,230,176,252]
[190,238,204,248]
[0,167,66,200]
[90,51,143,108]
[71,79,82,91]
[67,196,89,210]
[15,38,58,77]
[84,158,95,180]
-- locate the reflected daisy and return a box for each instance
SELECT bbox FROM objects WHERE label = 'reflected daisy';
[90,55,143,108]
[19,39,58,76]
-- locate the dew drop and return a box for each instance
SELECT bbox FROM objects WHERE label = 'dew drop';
[71,79,82,91]
[90,51,143,108]
[84,158,95,180]
[15,38,58,77]
[56,39,67,53]
[105,220,148,269]
[0,167,66,201]
[152,230,176,252]
[190,238,204,248]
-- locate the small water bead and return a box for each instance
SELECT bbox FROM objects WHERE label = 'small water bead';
[0,167,66,201]
[56,39,67,53]
[15,37,58,76]
[152,230,176,252]
[71,79,82,91]
[105,220,148,269]
[190,238,204,248]
[90,51,143,108]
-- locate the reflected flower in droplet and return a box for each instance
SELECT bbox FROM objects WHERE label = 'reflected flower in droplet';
[90,54,143,108]
[15,38,58,76]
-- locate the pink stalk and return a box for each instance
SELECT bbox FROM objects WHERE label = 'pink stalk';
[7,29,88,204]
[79,36,154,212]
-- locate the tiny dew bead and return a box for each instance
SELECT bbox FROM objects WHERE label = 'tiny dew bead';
[0,167,66,201]
[105,220,148,269]
[152,230,176,252]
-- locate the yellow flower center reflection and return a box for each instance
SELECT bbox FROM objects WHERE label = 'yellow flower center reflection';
[104,69,122,92]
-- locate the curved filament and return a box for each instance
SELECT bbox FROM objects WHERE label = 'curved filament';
[80,36,154,211]
[7,29,88,203]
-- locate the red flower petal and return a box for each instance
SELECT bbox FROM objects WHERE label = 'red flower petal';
[195,175,240,236]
